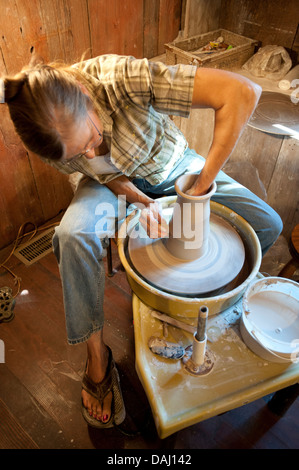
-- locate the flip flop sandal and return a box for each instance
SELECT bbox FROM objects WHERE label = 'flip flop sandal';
[81,346,126,429]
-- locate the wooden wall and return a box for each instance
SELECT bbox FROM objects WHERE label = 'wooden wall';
[219,0,299,64]
[182,0,298,62]
[1,0,298,249]
[0,0,182,250]
[218,0,299,240]
[174,0,299,241]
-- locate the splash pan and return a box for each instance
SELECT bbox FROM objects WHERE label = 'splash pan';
[241,277,299,363]
[118,198,262,318]
[128,212,245,296]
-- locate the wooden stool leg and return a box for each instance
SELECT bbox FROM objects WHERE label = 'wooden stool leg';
[278,259,299,278]
[106,235,124,276]
[278,224,299,280]
[107,238,115,277]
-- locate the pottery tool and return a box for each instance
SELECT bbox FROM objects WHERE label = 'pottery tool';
[151,310,196,335]
[148,336,185,360]
[148,309,206,360]
[148,311,188,359]
[148,311,188,360]
[151,310,213,343]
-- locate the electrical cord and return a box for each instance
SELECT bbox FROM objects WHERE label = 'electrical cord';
[0,221,60,298]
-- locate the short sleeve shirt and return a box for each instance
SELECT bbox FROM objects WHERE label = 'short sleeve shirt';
[43,55,196,185]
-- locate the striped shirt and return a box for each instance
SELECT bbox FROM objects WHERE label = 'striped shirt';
[43,55,196,185]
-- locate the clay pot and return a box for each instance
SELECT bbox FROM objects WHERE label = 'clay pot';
[165,174,217,261]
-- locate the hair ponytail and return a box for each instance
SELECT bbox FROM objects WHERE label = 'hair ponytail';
[3,74,27,103]
[2,62,90,161]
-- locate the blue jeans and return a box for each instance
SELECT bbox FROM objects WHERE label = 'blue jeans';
[53,148,282,344]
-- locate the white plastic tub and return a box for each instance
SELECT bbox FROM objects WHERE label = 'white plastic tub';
[240,277,299,363]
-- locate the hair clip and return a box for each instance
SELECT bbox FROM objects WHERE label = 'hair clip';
[0,78,4,103]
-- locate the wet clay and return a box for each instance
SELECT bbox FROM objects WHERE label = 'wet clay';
[128,174,245,297]
[165,176,217,260]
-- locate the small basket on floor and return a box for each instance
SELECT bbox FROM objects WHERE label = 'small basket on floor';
[0,287,15,323]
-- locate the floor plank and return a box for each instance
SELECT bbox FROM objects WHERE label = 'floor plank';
[0,397,39,449]
[0,232,298,450]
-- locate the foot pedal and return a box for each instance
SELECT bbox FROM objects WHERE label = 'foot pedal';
[0,287,15,323]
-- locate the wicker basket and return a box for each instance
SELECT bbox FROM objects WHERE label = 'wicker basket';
[165,29,258,70]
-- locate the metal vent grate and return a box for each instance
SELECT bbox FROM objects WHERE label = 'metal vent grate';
[13,227,55,266]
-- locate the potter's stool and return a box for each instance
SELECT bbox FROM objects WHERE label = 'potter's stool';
[107,235,125,277]
[278,224,299,280]
[107,237,117,277]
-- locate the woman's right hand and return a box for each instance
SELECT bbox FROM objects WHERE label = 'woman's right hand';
[139,201,168,239]
[105,175,168,238]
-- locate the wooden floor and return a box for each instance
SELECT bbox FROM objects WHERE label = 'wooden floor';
[0,234,298,450]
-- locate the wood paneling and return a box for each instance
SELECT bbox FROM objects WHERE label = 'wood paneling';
[0,0,92,249]
[0,0,182,250]
[219,0,299,61]
[182,0,221,38]
[0,109,44,245]
[143,0,160,59]
[266,138,299,235]
[88,0,144,57]
[157,0,182,55]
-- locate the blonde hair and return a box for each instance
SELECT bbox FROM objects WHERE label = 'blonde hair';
[3,57,91,160]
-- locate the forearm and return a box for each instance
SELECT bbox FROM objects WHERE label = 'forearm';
[105,174,154,207]
[189,68,261,195]
[193,101,255,193]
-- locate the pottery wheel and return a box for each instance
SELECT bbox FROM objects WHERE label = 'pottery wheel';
[128,213,245,296]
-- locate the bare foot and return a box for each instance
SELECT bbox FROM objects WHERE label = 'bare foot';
[81,331,113,423]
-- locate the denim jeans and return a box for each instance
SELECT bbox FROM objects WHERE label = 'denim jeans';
[53,148,282,344]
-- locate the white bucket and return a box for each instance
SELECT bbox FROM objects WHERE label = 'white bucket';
[240,277,299,363]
